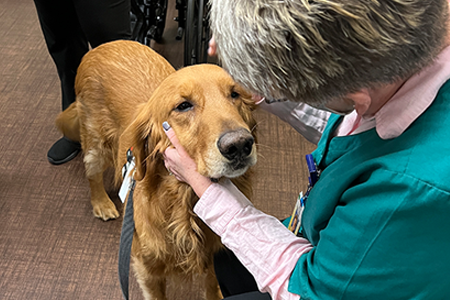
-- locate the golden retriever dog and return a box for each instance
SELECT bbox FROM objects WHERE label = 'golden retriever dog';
[55,40,257,300]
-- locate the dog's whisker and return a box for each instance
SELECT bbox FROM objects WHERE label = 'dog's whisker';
[256,152,267,160]
[255,142,274,151]
[250,119,265,133]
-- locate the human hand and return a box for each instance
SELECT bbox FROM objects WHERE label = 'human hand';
[251,94,265,104]
[162,122,213,197]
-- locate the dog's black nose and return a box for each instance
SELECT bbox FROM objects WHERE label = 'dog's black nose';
[218,129,254,161]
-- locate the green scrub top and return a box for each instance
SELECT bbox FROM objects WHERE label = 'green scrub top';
[288,80,450,299]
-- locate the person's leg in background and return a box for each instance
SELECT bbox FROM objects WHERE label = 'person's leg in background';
[214,248,272,299]
[74,0,131,49]
[33,0,131,165]
[34,0,88,164]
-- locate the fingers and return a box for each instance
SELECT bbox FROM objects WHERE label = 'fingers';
[162,143,176,161]
[163,121,179,146]
[162,122,178,174]
[161,122,212,196]
[163,122,192,159]
[162,122,188,180]
[251,94,266,104]
[163,147,181,180]
[163,154,173,175]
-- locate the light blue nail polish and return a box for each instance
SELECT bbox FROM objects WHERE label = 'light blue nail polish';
[162,121,171,131]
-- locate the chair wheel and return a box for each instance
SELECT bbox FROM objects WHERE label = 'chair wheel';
[176,27,184,40]
[131,0,167,45]
[184,0,209,66]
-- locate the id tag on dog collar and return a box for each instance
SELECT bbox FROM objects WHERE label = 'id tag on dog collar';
[119,149,136,203]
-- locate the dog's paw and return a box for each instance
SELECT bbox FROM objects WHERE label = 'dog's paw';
[92,201,120,221]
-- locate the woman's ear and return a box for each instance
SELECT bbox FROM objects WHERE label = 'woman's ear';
[347,89,371,116]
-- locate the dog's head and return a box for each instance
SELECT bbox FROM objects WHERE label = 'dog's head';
[118,64,257,184]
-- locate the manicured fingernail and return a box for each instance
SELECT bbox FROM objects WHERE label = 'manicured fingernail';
[162,122,171,131]
[252,94,265,105]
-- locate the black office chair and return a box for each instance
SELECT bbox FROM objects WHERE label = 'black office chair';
[181,0,210,66]
[131,0,210,66]
[131,0,167,45]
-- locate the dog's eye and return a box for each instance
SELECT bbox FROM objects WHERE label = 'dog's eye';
[231,91,240,99]
[175,101,193,112]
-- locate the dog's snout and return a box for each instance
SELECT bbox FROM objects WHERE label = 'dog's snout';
[218,129,254,161]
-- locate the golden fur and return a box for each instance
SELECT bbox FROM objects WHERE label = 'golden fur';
[56,40,257,300]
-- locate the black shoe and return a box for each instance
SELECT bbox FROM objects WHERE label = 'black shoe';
[47,137,81,165]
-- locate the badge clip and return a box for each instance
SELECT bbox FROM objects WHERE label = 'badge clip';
[119,148,136,203]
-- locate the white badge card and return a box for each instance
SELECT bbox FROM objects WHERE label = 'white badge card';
[118,158,135,203]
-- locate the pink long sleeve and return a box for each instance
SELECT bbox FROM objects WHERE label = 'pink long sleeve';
[193,179,313,300]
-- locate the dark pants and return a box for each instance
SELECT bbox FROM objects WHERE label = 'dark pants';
[33,0,131,110]
[215,248,272,300]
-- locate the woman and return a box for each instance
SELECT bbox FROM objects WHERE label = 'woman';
[163,0,450,299]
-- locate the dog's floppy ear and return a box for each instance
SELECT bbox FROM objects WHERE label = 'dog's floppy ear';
[117,102,164,183]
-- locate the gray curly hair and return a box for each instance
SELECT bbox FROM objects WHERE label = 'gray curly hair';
[209,0,449,105]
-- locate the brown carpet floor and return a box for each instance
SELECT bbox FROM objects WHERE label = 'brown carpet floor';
[0,0,315,299]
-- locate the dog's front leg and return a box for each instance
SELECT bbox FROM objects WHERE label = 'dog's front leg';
[133,257,168,300]
[205,266,222,300]
[87,172,119,221]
